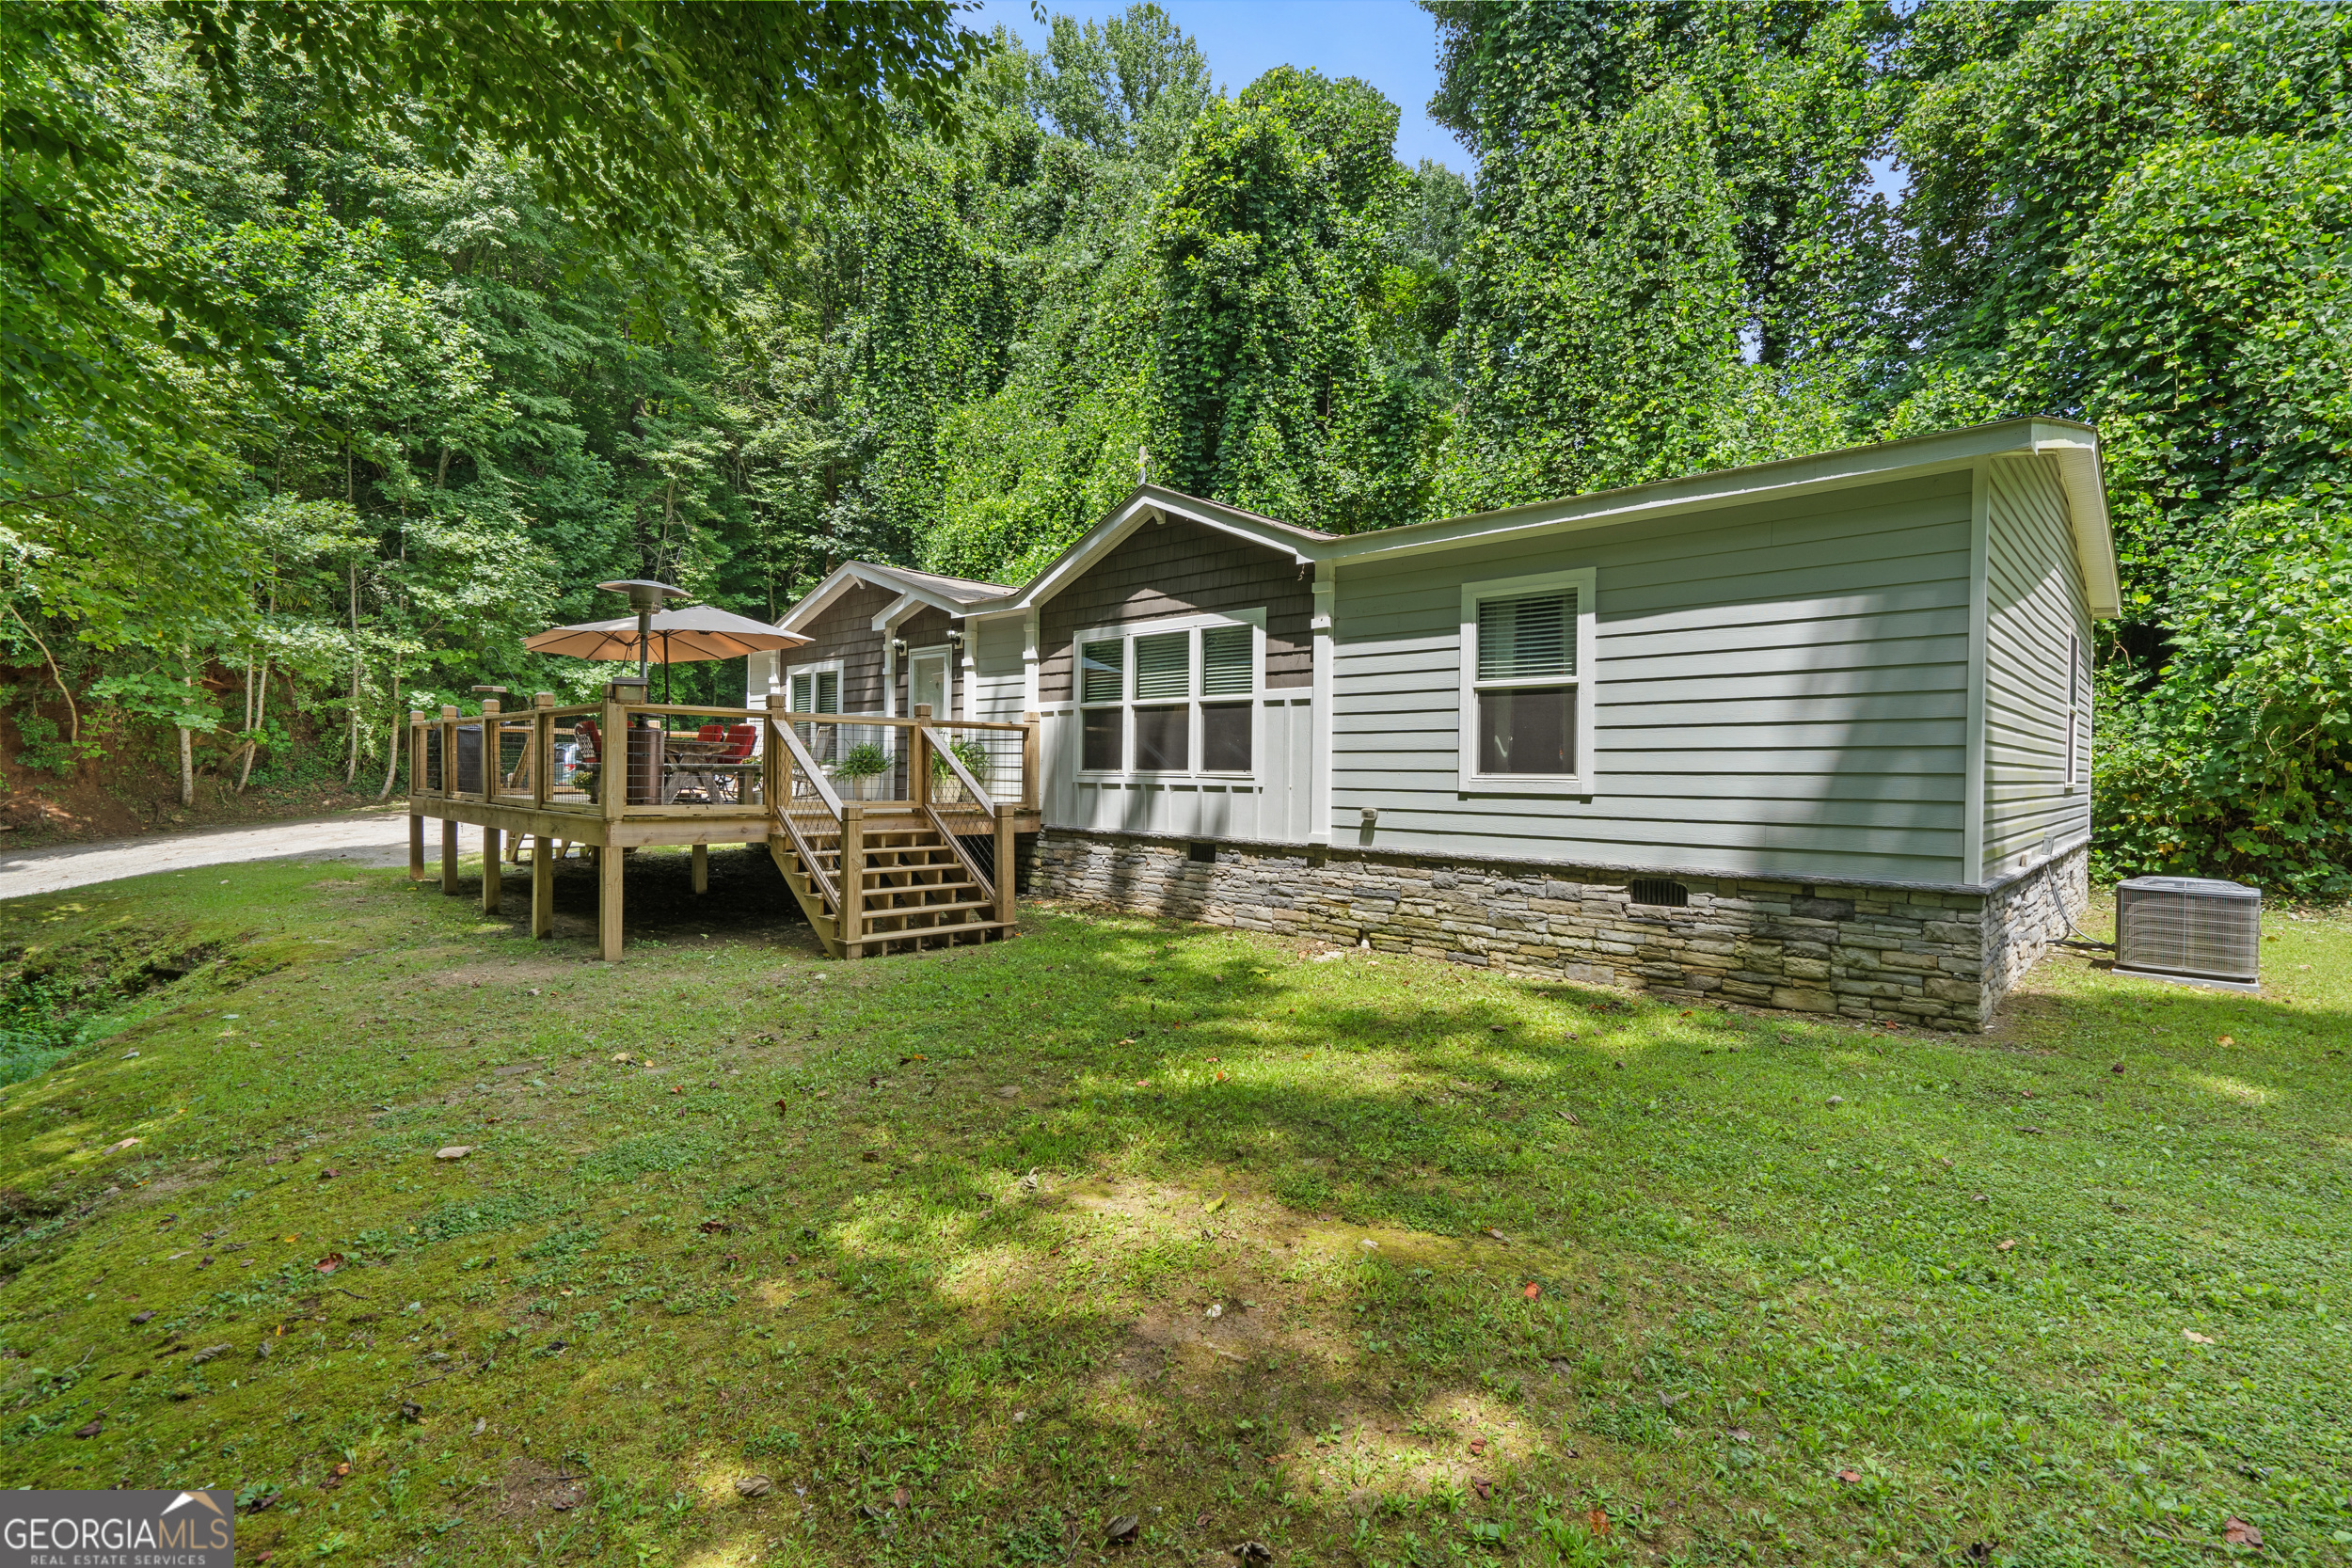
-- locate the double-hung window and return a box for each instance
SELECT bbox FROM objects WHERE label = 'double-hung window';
[1457,568,1596,793]
[786,661,841,761]
[1075,611,1261,776]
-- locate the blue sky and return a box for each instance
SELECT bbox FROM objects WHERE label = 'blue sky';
[966,0,1467,172]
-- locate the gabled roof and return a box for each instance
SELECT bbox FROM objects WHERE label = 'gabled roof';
[979,483,1337,614]
[1313,415,2122,619]
[774,417,2122,629]
[776,561,1013,633]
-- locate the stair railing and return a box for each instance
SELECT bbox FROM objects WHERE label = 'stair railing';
[766,714,852,939]
[920,724,1015,933]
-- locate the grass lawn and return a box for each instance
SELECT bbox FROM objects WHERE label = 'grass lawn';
[0,847,2345,1567]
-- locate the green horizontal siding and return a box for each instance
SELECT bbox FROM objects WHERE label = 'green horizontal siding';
[1329,471,1976,884]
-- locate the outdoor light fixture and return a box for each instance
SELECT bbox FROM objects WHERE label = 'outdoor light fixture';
[891,637,909,655]
[946,626,964,646]
[596,578,687,678]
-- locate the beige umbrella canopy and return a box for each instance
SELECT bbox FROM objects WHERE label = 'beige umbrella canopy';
[525,595,809,704]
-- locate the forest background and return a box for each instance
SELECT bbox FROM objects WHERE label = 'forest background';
[4,0,2348,891]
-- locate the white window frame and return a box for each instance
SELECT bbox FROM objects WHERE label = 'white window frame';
[1457,567,1597,796]
[904,644,953,720]
[1073,608,1264,781]
[2065,629,2084,791]
[783,657,844,714]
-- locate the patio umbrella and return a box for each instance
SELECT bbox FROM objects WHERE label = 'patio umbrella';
[524,603,810,703]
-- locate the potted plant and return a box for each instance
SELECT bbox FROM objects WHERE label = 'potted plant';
[831,741,890,800]
[930,736,992,802]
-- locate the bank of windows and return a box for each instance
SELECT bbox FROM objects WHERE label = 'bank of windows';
[1458,568,1596,793]
[1077,617,1258,775]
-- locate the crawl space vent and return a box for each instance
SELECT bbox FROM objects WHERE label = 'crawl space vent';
[1629,878,1689,908]
[2114,876,2260,990]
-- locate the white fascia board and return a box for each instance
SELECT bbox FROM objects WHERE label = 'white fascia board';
[2029,424,2123,621]
[869,593,922,633]
[775,566,877,633]
[1314,417,2106,571]
[999,485,1327,615]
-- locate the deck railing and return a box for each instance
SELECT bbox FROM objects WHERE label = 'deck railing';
[407,696,1038,822]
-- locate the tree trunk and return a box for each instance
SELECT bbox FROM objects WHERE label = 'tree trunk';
[237,657,271,793]
[345,561,361,784]
[375,670,403,800]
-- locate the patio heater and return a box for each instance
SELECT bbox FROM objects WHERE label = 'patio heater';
[597,578,685,804]
[596,578,687,686]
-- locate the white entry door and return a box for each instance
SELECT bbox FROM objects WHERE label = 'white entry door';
[909,651,949,718]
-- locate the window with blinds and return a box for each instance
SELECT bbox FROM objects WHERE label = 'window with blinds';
[1201,624,1253,695]
[787,669,838,713]
[1073,615,1261,775]
[1078,639,1124,704]
[1133,631,1189,700]
[1477,591,1574,682]
[1460,570,1592,789]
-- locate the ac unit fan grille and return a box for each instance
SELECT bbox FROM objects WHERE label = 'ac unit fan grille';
[2116,878,2260,984]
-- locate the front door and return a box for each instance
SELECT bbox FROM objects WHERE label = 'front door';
[909,651,949,719]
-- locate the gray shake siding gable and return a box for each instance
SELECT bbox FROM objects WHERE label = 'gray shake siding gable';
[781,582,895,712]
[1038,513,1313,702]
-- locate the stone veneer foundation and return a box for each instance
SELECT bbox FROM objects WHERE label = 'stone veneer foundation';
[1027,831,2090,1032]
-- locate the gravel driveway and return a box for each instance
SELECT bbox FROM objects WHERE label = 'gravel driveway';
[0,810,416,899]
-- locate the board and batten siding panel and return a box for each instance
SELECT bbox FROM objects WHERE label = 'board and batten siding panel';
[1981,454,2091,875]
[1037,514,1312,701]
[1329,471,1976,883]
[786,582,894,713]
[968,614,1027,721]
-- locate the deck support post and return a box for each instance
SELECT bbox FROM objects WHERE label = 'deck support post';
[407,813,424,880]
[596,839,624,960]
[440,818,459,895]
[691,842,708,895]
[482,826,502,913]
[994,801,1016,932]
[839,803,865,958]
[532,834,554,939]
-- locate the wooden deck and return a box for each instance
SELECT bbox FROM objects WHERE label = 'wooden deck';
[405,693,1039,960]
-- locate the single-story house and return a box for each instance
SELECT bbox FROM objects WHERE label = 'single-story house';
[755,417,2116,1030]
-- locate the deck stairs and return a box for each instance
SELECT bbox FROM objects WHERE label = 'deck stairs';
[767,808,1009,958]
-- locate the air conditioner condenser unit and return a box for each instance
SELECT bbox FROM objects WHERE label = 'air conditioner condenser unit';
[2113,876,2260,992]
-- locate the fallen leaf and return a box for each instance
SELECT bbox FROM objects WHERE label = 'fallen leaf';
[735,1475,772,1497]
[1486,1227,1509,1243]
[697,1219,731,1234]
[1469,1436,1486,1456]
[314,1253,344,1273]
[1230,1543,1273,1564]
[1471,1476,1492,1499]
[1995,1239,2016,1252]
[1837,1468,1862,1484]
[72,1418,102,1438]
[2184,1329,2216,1345]
[2222,1516,2263,1547]
[2217,1035,2235,1047]
[130,1309,155,1324]
[1523,1282,1541,1300]
[189,1343,229,1365]
[399,1401,423,1421]
[435,1147,471,1161]
[1586,1508,1611,1537]
[1104,1513,1139,1544]
[1728,1428,1753,1442]
[892,1485,909,1508]
[2110,1062,2125,1074]
[317,1168,338,1180]
[1826,1095,1845,1106]
[105,1137,139,1153]
[333,1463,350,1478]
[898,1053,927,1064]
